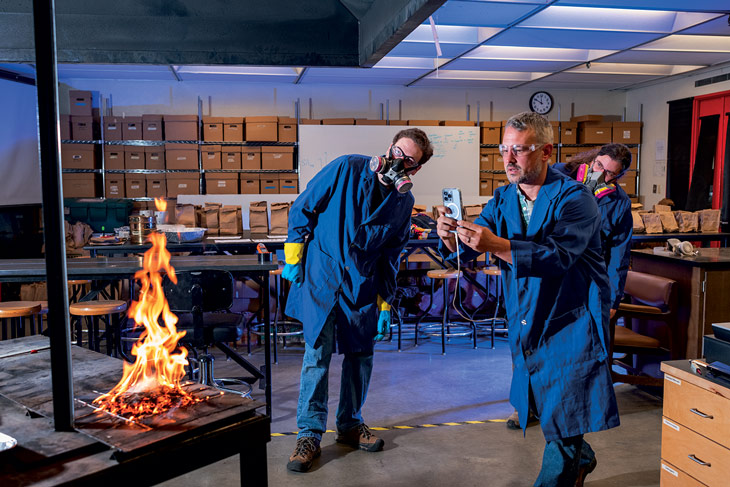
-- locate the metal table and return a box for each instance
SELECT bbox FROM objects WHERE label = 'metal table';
[631,232,730,247]
[85,233,287,257]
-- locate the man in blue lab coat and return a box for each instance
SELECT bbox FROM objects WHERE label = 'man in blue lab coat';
[436,112,619,486]
[284,128,433,472]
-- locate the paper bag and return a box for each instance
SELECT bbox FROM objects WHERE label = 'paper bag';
[653,204,672,213]
[658,212,678,232]
[175,204,196,227]
[697,209,720,233]
[463,204,482,223]
[219,206,241,236]
[631,211,645,234]
[249,201,269,235]
[236,207,243,234]
[641,212,663,234]
[270,202,291,235]
[674,211,698,233]
[203,203,221,236]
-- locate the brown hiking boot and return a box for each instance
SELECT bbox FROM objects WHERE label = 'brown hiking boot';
[287,437,321,472]
[575,456,597,487]
[336,423,384,452]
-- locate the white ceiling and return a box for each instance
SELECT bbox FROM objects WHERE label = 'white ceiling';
[2,0,730,90]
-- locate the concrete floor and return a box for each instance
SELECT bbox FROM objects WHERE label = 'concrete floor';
[160,332,663,487]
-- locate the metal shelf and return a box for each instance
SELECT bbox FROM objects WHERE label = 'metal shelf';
[203,169,298,173]
[61,169,102,173]
[199,141,297,146]
[62,140,297,147]
[104,169,197,174]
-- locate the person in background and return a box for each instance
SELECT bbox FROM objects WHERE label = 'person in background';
[505,143,633,432]
[283,128,433,473]
[436,111,619,486]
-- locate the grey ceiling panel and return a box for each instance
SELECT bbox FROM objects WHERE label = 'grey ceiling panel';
[412,77,520,88]
[601,50,730,65]
[546,72,661,83]
[428,1,544,27]
[485,27,664,50]
[681,15,730,35]
[554,0,730,12]
[304,67,430,79]
[446,58,578,72]
[386,42,474,58]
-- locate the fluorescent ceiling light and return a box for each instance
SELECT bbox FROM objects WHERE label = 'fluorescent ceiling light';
[519,6,718,33]
[567,62,705,75]
[637,35,730,52]
[428,70,550,81]
[463,46,616,62]
[374,57,449,69]
[404,25,501,44]
[174,66,301,76]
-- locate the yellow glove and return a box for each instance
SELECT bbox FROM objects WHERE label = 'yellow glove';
[377,295,391,312]
[284,242,305,265]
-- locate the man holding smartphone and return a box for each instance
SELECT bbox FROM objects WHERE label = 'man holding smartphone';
[283,128,433,473]
[436,112,618,486]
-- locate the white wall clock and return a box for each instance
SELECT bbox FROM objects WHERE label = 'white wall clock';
[529,91,553,115]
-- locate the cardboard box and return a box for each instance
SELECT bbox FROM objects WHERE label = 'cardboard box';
[479,149,493,171]
[578,122,612,144]
[618,170,637,195]
[480,122,501,145]
[103,117,123,141]
[124,145,145,169]
[165,143,198,170]
[278,120,298,142]
[561,122,578,145]
[202,117,224,141]
[71,115,95,140]
[560,146,579,164]
[125,175,146,198]
[60,115,71,140]
[245,116,278,141]
[260,177,280,194]
[479,177,493,197]
[441,120,476,126]
[612,122,642,144]
[299,119,321,125]
[550,122,560,144]
[493,173,509,190]
[144,146,165,170]
[142,114,163,141]
[388,120,408,126]
[62,173,98,198]
[221,146,242,170]
[355,119,387,125]
[164,115,198,141]
[61,144,96,169]
[240,173,260,194]
[223,117,244,142]
[201,145,222,170]
[493,151,504,170]
[69,90,92,116]
[242,147,262,170]
[103,147,124,170]
[407,120,440,126]
[322,118,355,125]
[166,172,200,197]
[205,172,239,194]
[105,176,125,198]
[122,116,143,140]
[145,174,166,198]
[279,174,299,194]
[570,115,603,123]
[261,146,294,170]
[629,147,638,171]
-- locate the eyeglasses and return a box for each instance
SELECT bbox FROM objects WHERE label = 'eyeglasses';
[391,145,419,168]
[593,159,622,180]
[498,144,544,158]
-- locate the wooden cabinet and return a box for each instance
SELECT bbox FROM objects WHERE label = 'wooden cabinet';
[661,361,730,486]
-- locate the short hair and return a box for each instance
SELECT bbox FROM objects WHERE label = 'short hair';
[567,143,632,173]
[393,128,434,165]
[504,111,553,145]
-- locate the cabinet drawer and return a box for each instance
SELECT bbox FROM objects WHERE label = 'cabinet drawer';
[660,461,707,486]
[664,374,730,448]
[662,417,730,486]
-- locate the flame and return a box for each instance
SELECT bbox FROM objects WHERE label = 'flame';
[93,231,203,420]
[154,197,167,212]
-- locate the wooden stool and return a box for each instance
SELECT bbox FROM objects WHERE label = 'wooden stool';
[250,267,304,364]
[0,302,42,340]
[34,301,49,335]
[69,300,128,355]
[68,280,91,303]
[420,268,476,354]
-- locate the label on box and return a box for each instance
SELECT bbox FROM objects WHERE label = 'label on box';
[661,464,678,477]
[131,155,140,159]
[131,185,139,189]
[623,130,630,139]
[596,130,605,135]
[108,125,118,130]
[73,155,81,159]
[151,155,159,160]
[246,154,255,160]
[178,183,188,188]
[665,375,681,386]
[177,156,186,160]
[207,154,215,159]
[129,126,137,130]
[110,185,118,191]
[662,418,679,431]
[149,126,157,131]
[273,154,282,159]
[217,181,226,187]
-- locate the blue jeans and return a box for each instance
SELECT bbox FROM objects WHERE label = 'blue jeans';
[534,436,595,487]
[296,310,374,441]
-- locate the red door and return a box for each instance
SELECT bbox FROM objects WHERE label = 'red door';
[690,90,730,210]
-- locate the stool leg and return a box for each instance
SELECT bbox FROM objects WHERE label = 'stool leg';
[1,318,7,340]
[441,280,447,355]
[272,275,279,365]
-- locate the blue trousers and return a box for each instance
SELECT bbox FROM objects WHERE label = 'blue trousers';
[535,436,595,486]
[296,310,374,441]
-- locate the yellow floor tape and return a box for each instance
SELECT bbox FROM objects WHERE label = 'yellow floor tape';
[271,419,507,437]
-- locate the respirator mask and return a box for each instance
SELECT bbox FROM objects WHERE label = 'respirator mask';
[576,163,616,199]
[667,238,697,257]
[369,145,418,193]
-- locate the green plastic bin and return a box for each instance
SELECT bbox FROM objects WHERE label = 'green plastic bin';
[64,198,134,233]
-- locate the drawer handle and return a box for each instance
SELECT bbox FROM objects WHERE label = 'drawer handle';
[688,454,711,467]
[690,408,714,419]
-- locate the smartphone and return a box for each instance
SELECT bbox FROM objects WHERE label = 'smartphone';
[442,188,464,222]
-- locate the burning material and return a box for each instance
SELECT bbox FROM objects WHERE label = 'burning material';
[94,198,207,420]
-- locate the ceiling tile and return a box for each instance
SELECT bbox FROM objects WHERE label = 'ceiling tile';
[428,1,546,27]
[637,34,730,52]
[601,50,730,65]
[412,78,523,88]
[554,0,730,12]
[681,15,730,35]
[386,42,475,59]
[447,58,579,72]
[57,64,175,80]
[484,27,664,50]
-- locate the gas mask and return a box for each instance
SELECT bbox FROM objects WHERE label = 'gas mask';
[369,146,416,193]
[575,163,616,199]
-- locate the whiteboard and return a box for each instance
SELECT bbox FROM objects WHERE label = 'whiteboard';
[298,125,486,210]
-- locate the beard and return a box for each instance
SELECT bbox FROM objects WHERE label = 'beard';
[506,162,542,185]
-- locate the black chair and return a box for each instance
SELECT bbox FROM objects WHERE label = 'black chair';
[162,270,265,397]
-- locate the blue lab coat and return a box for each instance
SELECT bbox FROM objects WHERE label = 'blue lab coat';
[285,155,413,354]
[440,166,619,441]
[554,163,633,309]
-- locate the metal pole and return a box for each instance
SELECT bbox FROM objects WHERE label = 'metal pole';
[386,100,390,122]
[398,99,402,121]
[477,101,480,124]
[379,103,384,121]
[308,98,312,119]
[466,104,470,121]
[32,0,74,431]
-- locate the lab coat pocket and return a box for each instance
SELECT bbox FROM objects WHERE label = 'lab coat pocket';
[305,242,338,293]
[544,305,594,369]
